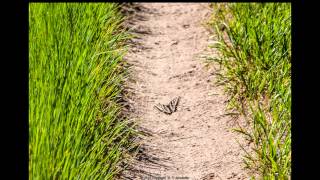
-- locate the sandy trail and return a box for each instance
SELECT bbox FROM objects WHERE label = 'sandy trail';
[121,3,249,180]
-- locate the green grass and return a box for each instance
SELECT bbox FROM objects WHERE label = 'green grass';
[209,3,291,179]
[29,3,136,179]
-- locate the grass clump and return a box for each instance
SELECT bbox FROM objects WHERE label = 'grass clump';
[209,3,291,179]
[29,3,135,179]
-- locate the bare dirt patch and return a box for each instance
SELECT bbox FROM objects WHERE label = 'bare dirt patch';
[120,3,250,180]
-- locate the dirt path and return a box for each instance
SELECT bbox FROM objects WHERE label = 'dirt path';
[121,3,249,180]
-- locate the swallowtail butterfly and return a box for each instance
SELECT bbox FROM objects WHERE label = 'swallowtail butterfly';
[154,96,180,115]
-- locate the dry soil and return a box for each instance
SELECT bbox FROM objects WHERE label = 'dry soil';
[120,3,250,180]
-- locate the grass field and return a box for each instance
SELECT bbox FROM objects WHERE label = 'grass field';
[29,3,136,179]
[209,3,291,179]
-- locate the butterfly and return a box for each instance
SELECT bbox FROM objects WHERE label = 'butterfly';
[154,96,181,115]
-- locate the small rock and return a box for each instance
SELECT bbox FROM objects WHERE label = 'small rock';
[227,172,237,179]
[183,24,190,28]
[171,40,179,45]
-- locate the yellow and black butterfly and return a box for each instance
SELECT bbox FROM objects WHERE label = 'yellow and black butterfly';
[154,96,181,115]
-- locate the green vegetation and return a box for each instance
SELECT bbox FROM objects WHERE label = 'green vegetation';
[29,3,135,179]
[209,3,291,179]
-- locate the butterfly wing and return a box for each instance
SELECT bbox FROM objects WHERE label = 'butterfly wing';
[169,96,180,112]
[154,103,164,112]
[162,104,173,114]
[154,103,172,114]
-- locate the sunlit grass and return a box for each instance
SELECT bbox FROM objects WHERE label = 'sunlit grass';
[209,3,291,179]
[29,3,135,179]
